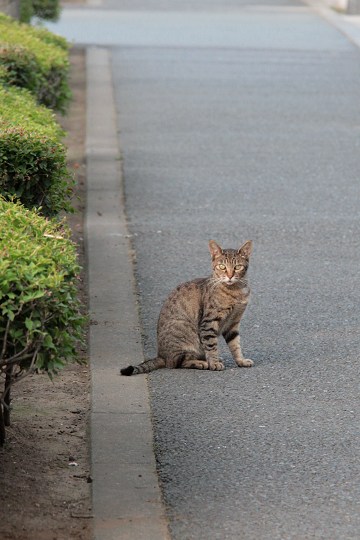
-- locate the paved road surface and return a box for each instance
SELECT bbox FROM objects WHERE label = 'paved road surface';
[110,2,360,538]
[50,1,360,538]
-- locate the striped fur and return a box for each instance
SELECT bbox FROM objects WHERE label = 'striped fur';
[120,240,253,376]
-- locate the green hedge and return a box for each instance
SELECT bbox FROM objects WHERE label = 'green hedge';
[26,24,68,50]
[0,84,64,138]
[0,13,70,112]
[0,198,85,444]
[0,84,74,216]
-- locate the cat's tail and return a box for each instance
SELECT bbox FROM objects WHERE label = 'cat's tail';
[120,357,166,376]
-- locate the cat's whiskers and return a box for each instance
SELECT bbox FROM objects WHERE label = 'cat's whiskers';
[210,274,248,289]
[208,277,223,292]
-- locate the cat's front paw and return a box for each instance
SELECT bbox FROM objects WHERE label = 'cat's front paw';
[209,361,225,371]
[237,358,254,368]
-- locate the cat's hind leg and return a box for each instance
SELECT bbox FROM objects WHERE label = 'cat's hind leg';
[181,355,224,371]
[182,358,209,370]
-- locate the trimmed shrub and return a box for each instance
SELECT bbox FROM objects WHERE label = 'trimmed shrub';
[26,24,68,51]
[0,44,39,96]
[0,13,71,112]
[0,198,86,444]
[0,84,74,215]
[0,84,64,138]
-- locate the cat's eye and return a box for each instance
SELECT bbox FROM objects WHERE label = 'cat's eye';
[218,264,226,270]
[234,264,244,271]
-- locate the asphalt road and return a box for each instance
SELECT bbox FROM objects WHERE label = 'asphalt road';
[109,2,360,539]
[50,1,360,538]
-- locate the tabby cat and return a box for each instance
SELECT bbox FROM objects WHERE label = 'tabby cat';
[120,240,253,375]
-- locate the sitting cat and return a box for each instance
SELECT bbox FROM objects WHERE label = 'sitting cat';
[121,239,253,375]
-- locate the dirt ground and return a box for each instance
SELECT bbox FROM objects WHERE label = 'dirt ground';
[0,49,92,539]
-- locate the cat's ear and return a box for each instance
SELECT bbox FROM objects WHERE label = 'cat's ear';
[209,240,223,260]
[238,240,253,259]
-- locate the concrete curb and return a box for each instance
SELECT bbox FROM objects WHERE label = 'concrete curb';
[85,46,169,540]
[305,0,360,47]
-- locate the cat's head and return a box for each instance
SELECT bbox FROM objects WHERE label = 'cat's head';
[208,240,253,287]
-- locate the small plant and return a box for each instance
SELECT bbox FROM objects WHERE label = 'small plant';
[0,198,86,445]
[19,0,34,23]
[20,0,61,24]
[32,0,61,22]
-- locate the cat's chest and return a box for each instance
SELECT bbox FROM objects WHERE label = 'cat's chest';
[203,290,247,321]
